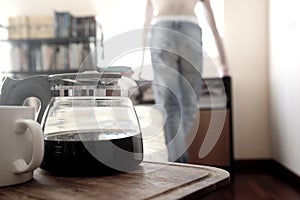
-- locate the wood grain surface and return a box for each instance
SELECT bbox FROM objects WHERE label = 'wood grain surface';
[0,161,229,200]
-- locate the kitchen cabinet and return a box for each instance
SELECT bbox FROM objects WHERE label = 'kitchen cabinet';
[187,76,233,171]
[134,76,234,170]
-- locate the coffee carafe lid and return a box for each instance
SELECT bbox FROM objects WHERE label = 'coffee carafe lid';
[49,71,121,85]
[49,71,127,97]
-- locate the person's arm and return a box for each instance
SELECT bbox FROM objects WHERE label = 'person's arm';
[143,0,154,46]
[202,0,229,76]
[141,0,154,66]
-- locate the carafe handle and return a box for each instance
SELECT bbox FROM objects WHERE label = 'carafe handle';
[0,75,51,123]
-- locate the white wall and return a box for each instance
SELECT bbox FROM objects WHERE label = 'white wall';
[269,0,300,176]
[0,0,272,160]
[0,0,146,40]
[224,0,271,159]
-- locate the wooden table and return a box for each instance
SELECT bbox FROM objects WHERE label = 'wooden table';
[0,161,229,200]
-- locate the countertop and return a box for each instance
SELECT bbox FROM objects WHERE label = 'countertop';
[0,161,229,200]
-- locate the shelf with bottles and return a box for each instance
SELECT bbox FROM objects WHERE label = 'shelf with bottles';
[1,36,96,45]
[0,12,103,76]
[1,69,80,79]
[3,12,99,40]
[0,38,96,74]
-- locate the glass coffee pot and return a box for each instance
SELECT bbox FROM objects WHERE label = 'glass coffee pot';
[0,71,143,175]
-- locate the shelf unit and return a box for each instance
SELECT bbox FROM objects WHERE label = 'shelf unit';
[0,37,97,77]
[0,13,103,78]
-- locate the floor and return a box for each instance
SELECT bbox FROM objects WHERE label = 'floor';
[135,105,300,200]
[203,169,300,200]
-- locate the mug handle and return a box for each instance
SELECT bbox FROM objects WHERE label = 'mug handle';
[11,119,44,174]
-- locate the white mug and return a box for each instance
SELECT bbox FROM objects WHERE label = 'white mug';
[0,106,44,187]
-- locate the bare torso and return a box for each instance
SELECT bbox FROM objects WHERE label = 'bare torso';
[150,0,199,17]
[144,0,228,74]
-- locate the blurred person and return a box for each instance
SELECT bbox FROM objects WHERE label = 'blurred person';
[143,0,227,162]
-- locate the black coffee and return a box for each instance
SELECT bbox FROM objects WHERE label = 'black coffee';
[40,129,143,175]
